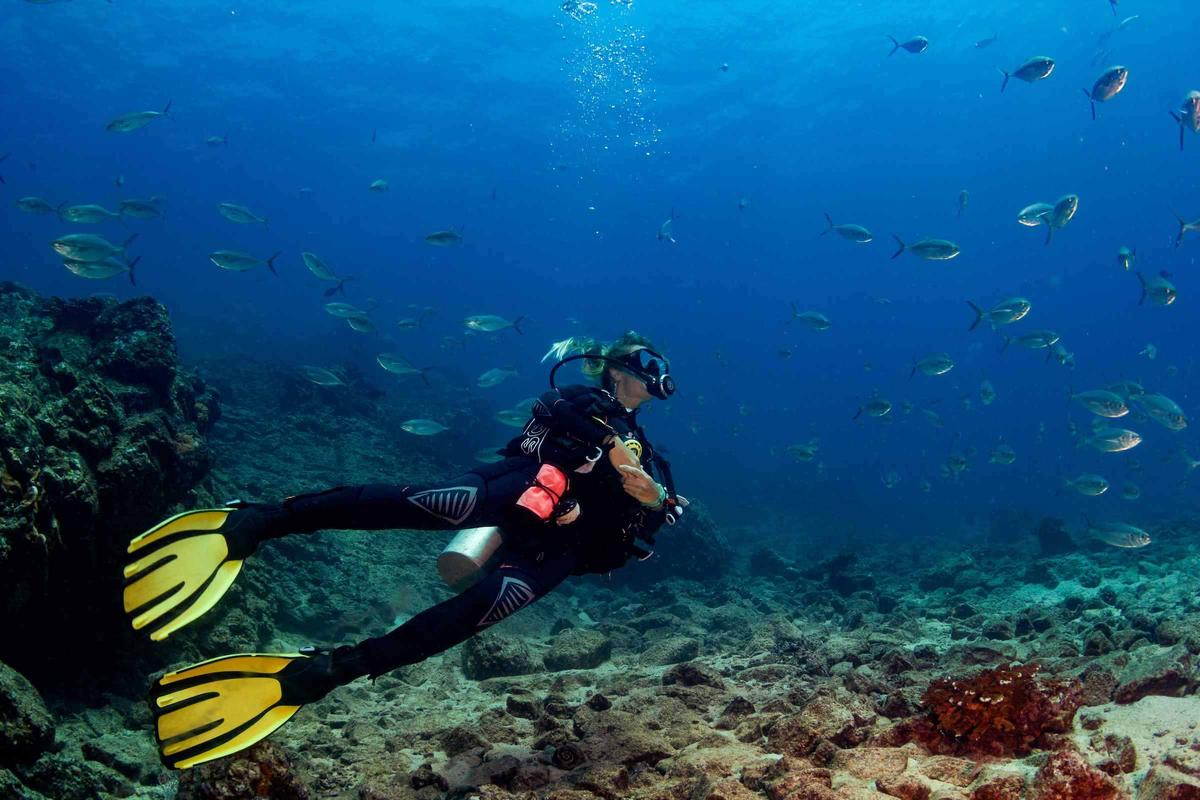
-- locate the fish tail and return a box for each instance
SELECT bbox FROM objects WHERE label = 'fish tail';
[1044,224,1053,246]
[162,99,173,115]
[127,255,140,286]
[821,212,833,235]
[890,235,905,259]
[1000,336,1011,354]
[966,301,983,331]
[121,232,139,252]
[55,201,67,220]
[420,368,432,387]
[512,316,525,335]
[998,69,1010,93]
[853,406,863,421]
[887,35,899,56]
[1136,272,1146,305]
[1082,89,1096,119]
[909,363,916,380]
[789,301,798,321]
[266,250,281,276]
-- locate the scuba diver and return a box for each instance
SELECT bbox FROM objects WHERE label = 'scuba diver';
[123,332,686,770]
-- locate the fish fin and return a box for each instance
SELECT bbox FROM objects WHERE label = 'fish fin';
[162,99,173,115]
[999,69,1009,93]
[909,363,916,380]
[266,251,281,276]
[966,301,983,331]
[852,407,863,421]
[1044,224,1053,246]
[121,233,139,251]
[512,316,525,335]
[887,35,899,56]
[420,368,432,387]
[1000,336,1011,354]
[127,256,140,286]
[821,212,833,235]
[1160,269,1172,278]
[890,235,905,259]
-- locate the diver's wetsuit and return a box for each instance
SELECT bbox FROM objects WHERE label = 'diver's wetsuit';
[261,384,673,680]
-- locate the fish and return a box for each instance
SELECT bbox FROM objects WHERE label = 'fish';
[967,297,1031,331]
[975,34,998,48]
[1117,246,1135,271]
[401,419,448,436]
[980,380,996,406]
[1108,381,1146,400]
[1133,393,1188,431]
[1137,272,1177,306]
[737,197,749,210]
[51,233,138,263]
[1172,213,1200,248]
[1170,91,1200,151]
[465,314,524,334]
[789,304,831,331]
[324,302,369,319]
[1050,342,1076,370]
[217,203,267,225]
[1088,520,1151,549]
[205,134,228,147]
[368,179,389,192]
[473,448,506,465]
[64,255,139,285]
[918,478,932,492]
[15,197,55,215]
[302,252,340,282]
[345,316,374,333]
[881,470,901,488]
[1122,484,1141,501]
[658,211,677,244]
[118,197,165,220]
[1138,344,1157,360]
[396,317,424,330]
[376,353,431,384]
[1043,194,1079,245]
[425,229,463,246]
[106,100,172,133]
[1017,202,1054,227]
[298,366,345,387]
[822,213,873,243]
[58,203,123,224]
[921,408,944,428]
[990,444,1016,465]
[1083,66,1129,120]
[891,236,960,261]
[1084,427,1142,453]
[1064,474,1109,496]
[478,367,519,388]
[853,398,892,420]
[209,250,280,275]
[786,441,819,462]
[957,190,968,217]
[1072,389,1129,418]
[887,35,929,56]
[1002,330,1060,352]
[999,56,1055,92]
[911,353,954,378]
[494,407,529,428]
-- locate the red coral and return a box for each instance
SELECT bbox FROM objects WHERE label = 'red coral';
[919,664,1082,757]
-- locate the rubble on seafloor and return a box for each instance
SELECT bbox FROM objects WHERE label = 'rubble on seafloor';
[1,283,1199,799]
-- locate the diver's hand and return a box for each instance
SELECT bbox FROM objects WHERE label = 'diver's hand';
[606,435,641,470]
[617,464,665,507]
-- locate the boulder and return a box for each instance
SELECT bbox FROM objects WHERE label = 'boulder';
[462,630,543,680]
[543,628,612,672]
[1141,766,1200,800]
[662,661,725,689]
[640,636,700,666]
[0,660,54,765]
[1031,749,1121,800]
[1114,644,1196,703]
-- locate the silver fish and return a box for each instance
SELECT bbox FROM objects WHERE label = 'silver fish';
[1171,90,1200,151]
[425,229,462,246]
[302,251,340,281]
[990,444,1016,464]
[51,233,137,263]
[786,441,819,462]
[912,353,954,377]
[790,305,831,331]
[206,134,228,147]
[1043,194,1079,245]
[891,236,959,261]
[346,316,374,333]
[465,314,524,334]
[1134,393,1187,431]
[1017,202,1054,227]
[967,297,1030,330]
[1174,213,1200,248]
[1072,389,1129,418]
[822,213,873,243]
[887,35,928,55]
[1137,272,1177,306]
[1089,521,1150,549]
[980,380,996,406]
[1064,474,1109,496]
[853,398,892,420]
[106,100,172,133]
[1122,484,1141,501]
[63,255,139,284]
[325,302,368,319]
[1083,66,1129,120]
[478,367,519,388]
[298,366,345,387]
[119,197,165,220]
[16,196,55,215]
[209,250,279,274]
[1117,246,1135,271]
[1003,330,1060,352]
[58,203,122,224]
[401,419,448,436]
[1085,427,1141,453]
[368,179,389,192]
[217,203,267,225]
[376,354,429,383]
[1000,56,1055,92]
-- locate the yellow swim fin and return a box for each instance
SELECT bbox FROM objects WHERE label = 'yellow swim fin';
[151,651,338,770]
[123,507,266,641]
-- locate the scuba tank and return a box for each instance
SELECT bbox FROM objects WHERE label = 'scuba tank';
[437,526,504,592]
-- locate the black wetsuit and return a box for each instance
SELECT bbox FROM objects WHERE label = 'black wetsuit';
[266,385,672,680]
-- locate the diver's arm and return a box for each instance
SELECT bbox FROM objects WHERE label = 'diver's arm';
[534,387,617,446]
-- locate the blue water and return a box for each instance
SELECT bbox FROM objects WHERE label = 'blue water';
[2,0,1196,538]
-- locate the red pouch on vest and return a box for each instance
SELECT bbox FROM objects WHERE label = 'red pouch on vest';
[517,464,568,521]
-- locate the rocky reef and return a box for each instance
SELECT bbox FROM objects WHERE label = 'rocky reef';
[2,283,1200,799]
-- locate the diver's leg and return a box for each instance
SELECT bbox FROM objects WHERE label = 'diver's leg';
[336,550,579,679]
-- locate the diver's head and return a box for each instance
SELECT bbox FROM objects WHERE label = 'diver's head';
[600,332,674,408]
